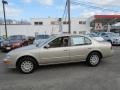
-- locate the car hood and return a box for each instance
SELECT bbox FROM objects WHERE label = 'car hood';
[9,44,38,54]
[92,37,104,41]
[34,39,48,44]
[112,36,120,40]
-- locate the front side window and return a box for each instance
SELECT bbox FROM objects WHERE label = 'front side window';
[71,36,91,46]
[48,36,69,48]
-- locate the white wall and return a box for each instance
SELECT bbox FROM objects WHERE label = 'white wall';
[0,18,91,36]
[0,25,35,36]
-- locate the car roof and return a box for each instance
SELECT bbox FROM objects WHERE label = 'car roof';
[52,34,89,38]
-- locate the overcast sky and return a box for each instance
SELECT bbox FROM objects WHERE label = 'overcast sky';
[0,0,120,20]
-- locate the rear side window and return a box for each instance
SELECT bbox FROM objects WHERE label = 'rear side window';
[71,36,91,46]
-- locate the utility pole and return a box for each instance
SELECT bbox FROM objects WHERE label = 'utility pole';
[2,0,8,38]
[58,18,62,34]
[67,0,71,34]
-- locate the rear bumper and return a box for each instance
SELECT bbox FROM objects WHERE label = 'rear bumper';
[103,50,114,58]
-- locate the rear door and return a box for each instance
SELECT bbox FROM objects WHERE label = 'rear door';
[69,36,92,61]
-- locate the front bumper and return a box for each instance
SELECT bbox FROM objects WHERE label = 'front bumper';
[1,46,12,52]
[1,45,21,52]
[3,57,16,68]
[112,40,120,45]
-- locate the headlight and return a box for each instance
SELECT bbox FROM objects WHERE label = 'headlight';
[5,55,12,59]
[113,39,118,41]
[3,55,12,64]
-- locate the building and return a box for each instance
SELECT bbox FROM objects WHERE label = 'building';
[90,15,120,34]
[0,17,91,36]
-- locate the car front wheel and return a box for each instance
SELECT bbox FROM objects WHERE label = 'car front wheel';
[17,57,37,74]
[86,52,101,67]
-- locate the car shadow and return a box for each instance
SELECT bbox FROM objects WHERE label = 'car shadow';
[4,60,107,74]
[37,61,87,71]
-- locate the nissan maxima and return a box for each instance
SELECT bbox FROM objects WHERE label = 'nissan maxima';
[3,34,113,74]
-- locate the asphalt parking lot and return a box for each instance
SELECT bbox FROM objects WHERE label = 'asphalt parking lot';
[0,47,120,90]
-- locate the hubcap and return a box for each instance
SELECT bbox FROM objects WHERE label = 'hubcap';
[90,55,99,65]
[21,61,34,73]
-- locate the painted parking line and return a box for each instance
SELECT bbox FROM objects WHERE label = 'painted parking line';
[0,61,3,64]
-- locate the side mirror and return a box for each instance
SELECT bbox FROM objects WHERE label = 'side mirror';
[44,44,50,48]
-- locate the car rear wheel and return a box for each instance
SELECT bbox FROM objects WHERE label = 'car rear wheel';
[17,57,38,74]
[86,52,101,67]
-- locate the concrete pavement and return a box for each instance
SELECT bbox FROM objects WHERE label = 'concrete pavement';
[0,47,120,90]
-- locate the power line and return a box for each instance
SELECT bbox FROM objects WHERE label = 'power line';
[71,1,120,13]
[62,0,68,19]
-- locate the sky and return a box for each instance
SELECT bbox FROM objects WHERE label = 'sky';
[0,0,120,20]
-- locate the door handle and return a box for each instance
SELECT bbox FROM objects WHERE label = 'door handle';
[64,50,68,51]
[88,48,92,49]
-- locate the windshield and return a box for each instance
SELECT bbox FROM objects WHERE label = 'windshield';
[35,36,56,47]
[88,33,98,37]
[9,35,23,40]
[107,33,118,37]
[36,35,50,40]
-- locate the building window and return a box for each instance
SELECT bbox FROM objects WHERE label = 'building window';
[34,22,43,25]
[79,31,82,34]
[63,21,68,24]
[51,21,55,25]
[79,21,82,24]
[73,31,77,34]
[79,21,86,24]
[83,21,86,24]
[39,22,43,25]
[34,22,39,25]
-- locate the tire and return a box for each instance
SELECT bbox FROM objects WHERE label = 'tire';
[16,57,38,74]
[86,52,101,67]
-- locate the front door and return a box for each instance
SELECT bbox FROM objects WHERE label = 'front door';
[40,36,70,64]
